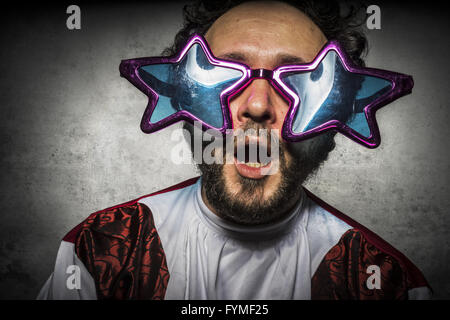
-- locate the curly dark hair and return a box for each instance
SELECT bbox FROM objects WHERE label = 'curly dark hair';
[163,0,368,67]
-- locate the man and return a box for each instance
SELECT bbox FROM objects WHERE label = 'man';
[38,0,431,299]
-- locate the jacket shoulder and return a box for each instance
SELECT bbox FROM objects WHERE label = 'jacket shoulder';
[305,188,431,300]
[60,177,199,299]
[69,202,168,299]
[63,176,200,244]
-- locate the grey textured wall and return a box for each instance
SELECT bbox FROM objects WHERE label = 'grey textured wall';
[0,2,449,299]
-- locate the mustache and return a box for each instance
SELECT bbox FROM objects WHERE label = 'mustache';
[184,120,288,167]
[221,121,286,153]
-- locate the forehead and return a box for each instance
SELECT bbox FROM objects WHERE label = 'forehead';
[205,1,327,66]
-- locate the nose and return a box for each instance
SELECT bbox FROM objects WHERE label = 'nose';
[236,78,277,125]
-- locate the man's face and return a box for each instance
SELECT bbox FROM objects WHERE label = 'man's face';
[198,1,333,224]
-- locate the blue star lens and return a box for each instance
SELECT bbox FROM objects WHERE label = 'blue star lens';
[138,43,243,129]
[281,50,392,138]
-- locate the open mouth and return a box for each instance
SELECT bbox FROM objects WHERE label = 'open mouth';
[233,136,273,179]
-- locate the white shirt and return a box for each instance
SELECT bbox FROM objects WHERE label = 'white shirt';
[37,178,431,300]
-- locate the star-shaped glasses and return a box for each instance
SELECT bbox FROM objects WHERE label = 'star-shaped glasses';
[119,34,413,148]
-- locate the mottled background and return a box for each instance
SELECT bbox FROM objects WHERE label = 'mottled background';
[0,1,449,299]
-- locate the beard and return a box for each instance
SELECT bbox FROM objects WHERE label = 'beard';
[186,122,336,225]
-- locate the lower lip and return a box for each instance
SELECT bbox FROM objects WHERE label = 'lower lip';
[234,157,272,180]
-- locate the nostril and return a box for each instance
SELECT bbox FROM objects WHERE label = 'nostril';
[242,110,271,122]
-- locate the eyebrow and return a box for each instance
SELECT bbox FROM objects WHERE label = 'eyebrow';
[217,52,307,66]
[277,54,307,65]
[218,52,247,63]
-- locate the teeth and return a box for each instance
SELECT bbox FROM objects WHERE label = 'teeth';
[244,161,270,168]
[235,158,271,168]
[246,162,262,168]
